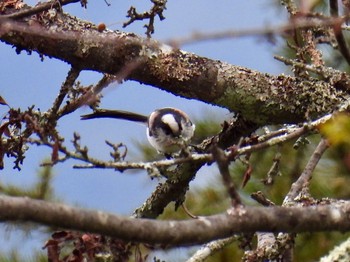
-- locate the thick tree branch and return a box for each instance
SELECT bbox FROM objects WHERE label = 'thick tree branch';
[0,9,349,125]
[1,195,350,246]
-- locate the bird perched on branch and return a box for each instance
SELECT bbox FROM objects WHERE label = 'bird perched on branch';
[81,107,195,154]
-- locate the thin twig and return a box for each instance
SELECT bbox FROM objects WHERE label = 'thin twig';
[29,99,350,172]
[282,0,298,15]
[166,16,346,47]
[249,191,276,261]
[181,204,198,219]
[284,138,330,203]
[58,59,143,117]
[212,146,242,207]
[262,149,282,185]
[58,74,115,118]
[274,55,347,80]
[257,128,290,143]
[251,191,275,207]
[123,0,167,37]
[48,67,80,120]
[186,237,237,262]
[1,0,82,19]
[330,0,350,66]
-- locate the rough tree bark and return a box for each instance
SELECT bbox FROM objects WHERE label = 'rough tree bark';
[0,195,350,246]
[1,5,348,125]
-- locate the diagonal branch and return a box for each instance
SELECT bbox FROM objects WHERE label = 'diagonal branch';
[330,0,350,66]
[0,12,349,125]
[48,67,81,120]
[186,237,237,262]
[285,138,329,202]
[212,146,242,207]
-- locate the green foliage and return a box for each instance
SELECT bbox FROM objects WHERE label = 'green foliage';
[159,187,229,220]
[191,114,223,144]
[0,251,47,262]
[0,165,55,200]
[320,113,350,147]
[0,165,56,260]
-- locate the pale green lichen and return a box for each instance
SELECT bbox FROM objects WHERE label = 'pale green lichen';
[214,65,345,125]
[320,237,350,262]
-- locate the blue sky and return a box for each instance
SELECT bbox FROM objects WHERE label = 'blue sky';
[0,0,287,257]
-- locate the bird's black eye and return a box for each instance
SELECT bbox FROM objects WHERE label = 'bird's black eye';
[161,122,176,136]
[148,121,179,137]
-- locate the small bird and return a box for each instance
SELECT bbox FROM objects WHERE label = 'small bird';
[81,107,195,154]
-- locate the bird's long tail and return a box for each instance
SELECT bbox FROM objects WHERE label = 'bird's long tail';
[81,109,148,123]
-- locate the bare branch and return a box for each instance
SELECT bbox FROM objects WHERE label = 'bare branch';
[186,237,237,262]
[1,0,83,20]
[0,15,348,125]
[48,67,81,120]
[251,191,275,207]
[285,138,330,202]
[262,149,282,185]
[28,119,315,171]
[123,0,167,37]
[281,0,298,15]
[57,74,116,118]
[166,16,346,46]
[1,195,350,246]
[330,0,350,66]
[212,146,242,207]
[274,55,349,81]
